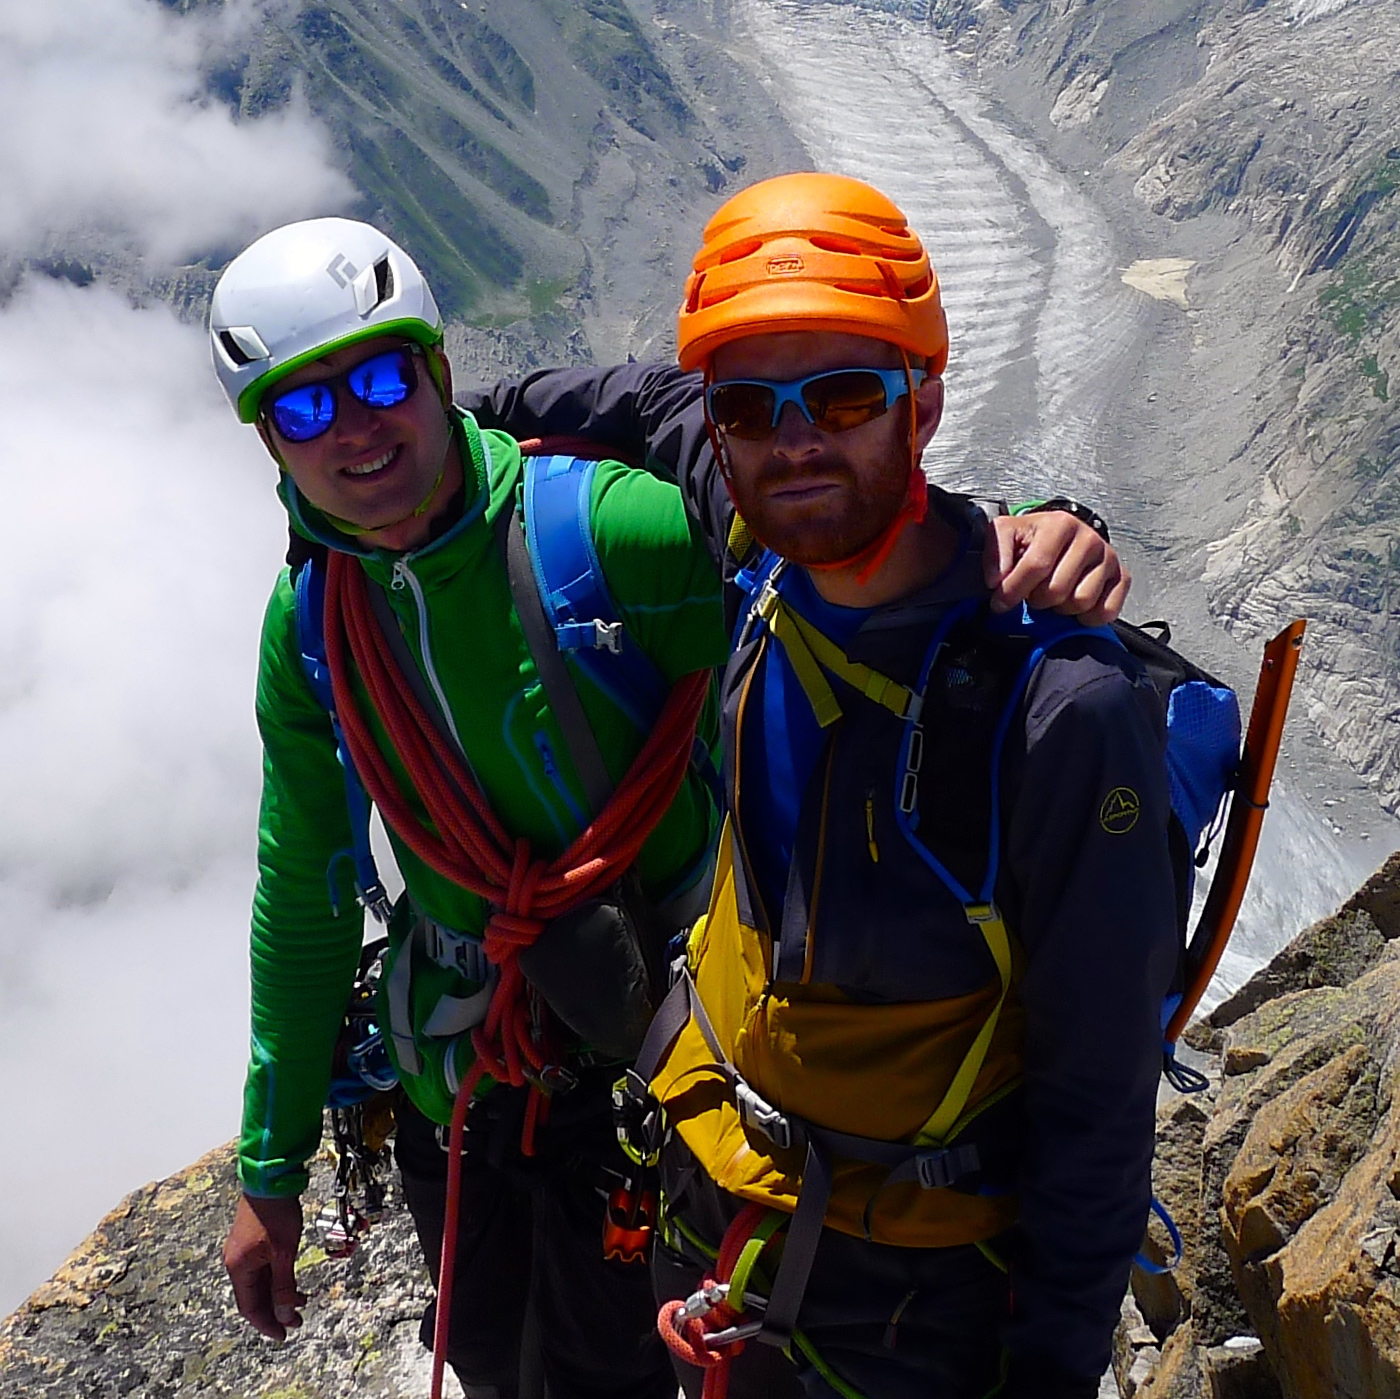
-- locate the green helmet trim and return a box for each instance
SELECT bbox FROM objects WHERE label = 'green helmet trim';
[236,317,445,423]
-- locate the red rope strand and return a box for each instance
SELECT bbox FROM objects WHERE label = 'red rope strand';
[657,1203,771,1399]
[321,548,709,1399]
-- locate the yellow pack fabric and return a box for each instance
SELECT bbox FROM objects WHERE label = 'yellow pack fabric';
[651,825,1024,1247]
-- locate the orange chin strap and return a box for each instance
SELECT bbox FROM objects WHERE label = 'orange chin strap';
[706,353,928,587]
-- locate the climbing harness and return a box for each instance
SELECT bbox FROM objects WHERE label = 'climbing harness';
[635,550,1303,1362]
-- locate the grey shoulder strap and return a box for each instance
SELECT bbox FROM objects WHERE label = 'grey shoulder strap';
[497,506,615,818]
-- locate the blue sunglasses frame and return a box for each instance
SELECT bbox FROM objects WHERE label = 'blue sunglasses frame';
[265,344,423,443]
[704,365,925,439]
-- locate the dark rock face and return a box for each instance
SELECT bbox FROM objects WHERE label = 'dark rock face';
[0,1141,443,1398]
[1206,852,1400,1034]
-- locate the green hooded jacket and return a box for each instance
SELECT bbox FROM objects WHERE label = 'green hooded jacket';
[240,410,727,1197]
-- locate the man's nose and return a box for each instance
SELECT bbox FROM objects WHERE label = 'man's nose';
[332,389,379,442]
[770,400,823,455]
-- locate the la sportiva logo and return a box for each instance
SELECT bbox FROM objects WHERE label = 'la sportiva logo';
[1099,787,1141,835]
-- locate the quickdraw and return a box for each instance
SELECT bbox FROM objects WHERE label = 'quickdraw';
[657,1203,782,1399]
[318,1094,396,1258]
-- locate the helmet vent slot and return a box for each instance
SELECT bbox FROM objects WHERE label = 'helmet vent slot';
[218,331,254,366]
[217,326,270,366]
[374,256,394,306]
[718,237,763,265]
[809,234,862,256]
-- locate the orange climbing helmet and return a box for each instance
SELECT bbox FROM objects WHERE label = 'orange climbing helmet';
[676,172,949,374]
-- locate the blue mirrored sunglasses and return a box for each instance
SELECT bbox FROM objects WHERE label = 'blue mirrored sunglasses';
[265,345,422,443]
[705,365,925,441]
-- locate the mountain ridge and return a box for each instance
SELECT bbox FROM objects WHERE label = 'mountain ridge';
[905,0,1400,810]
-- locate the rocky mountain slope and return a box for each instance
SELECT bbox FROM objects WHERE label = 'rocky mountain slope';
[0,1138,443,1397]
[903,0,1400,809]
[51,0,806,370]
[10,856,1400,1397]
[1114,850,1400,1399]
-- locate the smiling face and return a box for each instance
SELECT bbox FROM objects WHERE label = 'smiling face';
[256,334,460,552]
[710,330,943,568]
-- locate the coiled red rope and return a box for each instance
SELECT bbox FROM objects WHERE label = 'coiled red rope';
[658,1203,770,1399]
[322,547,708,1399]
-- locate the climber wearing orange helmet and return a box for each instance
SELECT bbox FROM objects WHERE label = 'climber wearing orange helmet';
[677,171,950,585]
[649,171,1175,1399]
[468,171,1175,1399]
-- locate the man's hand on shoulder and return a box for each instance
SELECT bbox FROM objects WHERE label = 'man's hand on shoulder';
[984,510,1129,627]
[224,1193,308,1340]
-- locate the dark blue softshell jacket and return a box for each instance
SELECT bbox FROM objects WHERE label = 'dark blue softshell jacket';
[461,361,1179,1383]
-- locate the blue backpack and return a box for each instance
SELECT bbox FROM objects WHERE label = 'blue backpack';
[294,452,690,920]
[734,551,1243,1093]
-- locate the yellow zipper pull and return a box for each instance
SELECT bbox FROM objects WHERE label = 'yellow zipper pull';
[865,793,879,864]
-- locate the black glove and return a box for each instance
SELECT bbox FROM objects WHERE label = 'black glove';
[518,897,655,1060]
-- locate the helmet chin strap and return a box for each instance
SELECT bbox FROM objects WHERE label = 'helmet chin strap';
[708,353,928,588]
[317,460,447,538]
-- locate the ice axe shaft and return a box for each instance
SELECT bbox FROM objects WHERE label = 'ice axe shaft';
[1167,618,1306,1042]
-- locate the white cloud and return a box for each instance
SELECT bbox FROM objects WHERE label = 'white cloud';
[0,279,288,1317]
[0,0,355,1316]
[0,0,354,264]
[0,280,283,893]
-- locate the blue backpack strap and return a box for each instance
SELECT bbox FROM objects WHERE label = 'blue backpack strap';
[293,557,392,924]
[896,602,1121,910]
[522,453,670,731]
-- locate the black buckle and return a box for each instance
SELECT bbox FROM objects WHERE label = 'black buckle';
[915,1144,980,1190]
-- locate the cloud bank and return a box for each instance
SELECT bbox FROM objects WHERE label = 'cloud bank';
[0,0,355,1316]
[0,0,353,264]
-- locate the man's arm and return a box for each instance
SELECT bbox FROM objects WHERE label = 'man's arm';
[458,362,730,565]
[1001,642,1178,1395]
[984,511,1128,628]
[463,362,1130,622]
[225,575,367,1334]
[224,1195,307,1340]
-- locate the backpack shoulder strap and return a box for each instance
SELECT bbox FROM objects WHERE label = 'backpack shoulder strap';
[522,453,669,730]
[498,499,615,817]
[294,554,335,712]
[292,556,392,924]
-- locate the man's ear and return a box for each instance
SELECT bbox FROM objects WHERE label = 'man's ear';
[913,374,944,453]
[430,345,454,407]
[255,418,287,470]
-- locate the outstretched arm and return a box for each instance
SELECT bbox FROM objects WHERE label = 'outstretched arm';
[462,363,1131,622]
[985,511,1129,626]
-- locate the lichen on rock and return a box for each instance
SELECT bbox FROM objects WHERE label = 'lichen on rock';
[0,1138,445,1398]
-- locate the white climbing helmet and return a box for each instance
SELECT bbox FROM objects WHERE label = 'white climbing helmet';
[209,217,444,423]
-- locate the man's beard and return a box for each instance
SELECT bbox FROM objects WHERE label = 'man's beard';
[731,451,910,567]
